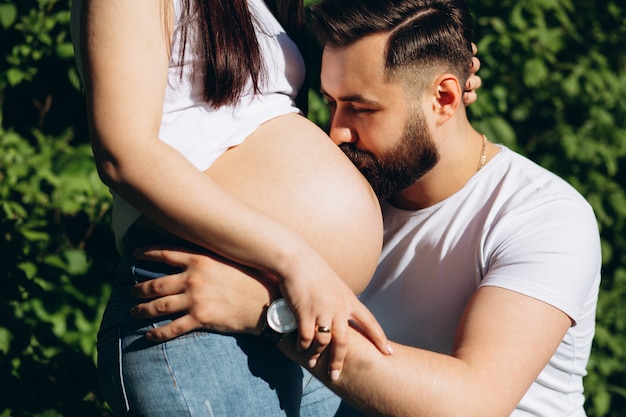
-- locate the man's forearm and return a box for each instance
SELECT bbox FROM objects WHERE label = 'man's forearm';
[278,286,571,417]
[279,328,470,417]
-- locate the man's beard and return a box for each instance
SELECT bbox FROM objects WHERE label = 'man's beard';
[339,111,438,199]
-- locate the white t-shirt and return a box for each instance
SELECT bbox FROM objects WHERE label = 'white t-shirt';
[360,145,600,417]
[71,0,304,251]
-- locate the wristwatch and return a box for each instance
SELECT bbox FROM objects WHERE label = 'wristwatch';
[261,298,297,343]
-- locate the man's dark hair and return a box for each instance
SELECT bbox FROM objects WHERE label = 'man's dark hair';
[310,0,474,87]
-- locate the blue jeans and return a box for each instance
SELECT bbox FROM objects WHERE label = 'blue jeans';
[97,223,341,416]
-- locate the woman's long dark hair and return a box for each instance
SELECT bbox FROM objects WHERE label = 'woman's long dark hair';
[179,0,304,108]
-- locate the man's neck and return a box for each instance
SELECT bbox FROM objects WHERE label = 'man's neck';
[388,127,488,211]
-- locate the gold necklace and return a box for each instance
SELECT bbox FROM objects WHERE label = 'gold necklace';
[476,134,488,172]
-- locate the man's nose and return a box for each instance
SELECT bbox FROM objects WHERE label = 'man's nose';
[328,117,355,146]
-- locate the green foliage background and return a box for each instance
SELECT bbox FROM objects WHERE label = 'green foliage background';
[1,0,624,415]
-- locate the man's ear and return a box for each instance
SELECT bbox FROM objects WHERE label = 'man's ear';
[432,74,462,126]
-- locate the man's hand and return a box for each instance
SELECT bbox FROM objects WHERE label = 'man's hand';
[130,247,276,340]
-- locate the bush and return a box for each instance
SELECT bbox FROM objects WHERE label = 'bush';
[1,0,624,415]
[1,1,115,415]
[466,1,626,415]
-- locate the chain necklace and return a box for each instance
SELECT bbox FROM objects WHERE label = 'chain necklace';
[476,134,488,172]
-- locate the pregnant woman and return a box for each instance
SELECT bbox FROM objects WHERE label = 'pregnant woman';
[71,0,390,415]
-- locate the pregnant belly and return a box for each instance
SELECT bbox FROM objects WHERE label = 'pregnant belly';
[205,113,383,293]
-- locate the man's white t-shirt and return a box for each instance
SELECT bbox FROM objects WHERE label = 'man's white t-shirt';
[360,145,601,416]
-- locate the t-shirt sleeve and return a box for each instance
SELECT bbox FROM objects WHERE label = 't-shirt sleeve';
[479,191,601,323]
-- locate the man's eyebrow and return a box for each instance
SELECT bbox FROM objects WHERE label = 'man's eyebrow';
[320,88,382,106]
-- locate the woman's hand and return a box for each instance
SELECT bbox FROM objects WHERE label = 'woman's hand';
[463,42,482,105]
[277,252,392,380]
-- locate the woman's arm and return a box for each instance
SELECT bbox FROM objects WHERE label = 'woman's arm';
[81,0,308,293]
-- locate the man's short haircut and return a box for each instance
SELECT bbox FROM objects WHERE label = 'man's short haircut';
[310,0,474,88]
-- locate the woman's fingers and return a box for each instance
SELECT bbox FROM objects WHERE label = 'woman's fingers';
[298,297,393,381]
[325,318,349,381]
[463,42,482,105]
[303,316,335,363]
[350,305,393,356]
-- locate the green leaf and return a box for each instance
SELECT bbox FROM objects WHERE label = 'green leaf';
[55,41,74,59]
[6,67,25,86]
[523,57,549,87]
[0,4,17,29]
[63,249,89,275]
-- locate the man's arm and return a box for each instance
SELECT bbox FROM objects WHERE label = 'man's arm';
[288,286,571,417]
[131,248,571,417]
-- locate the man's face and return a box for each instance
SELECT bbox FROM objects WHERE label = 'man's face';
[320,34,438,198]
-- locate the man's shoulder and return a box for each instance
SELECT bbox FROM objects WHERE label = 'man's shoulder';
[492,145,590,208]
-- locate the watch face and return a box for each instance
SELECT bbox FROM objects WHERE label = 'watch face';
[267,298,297,334]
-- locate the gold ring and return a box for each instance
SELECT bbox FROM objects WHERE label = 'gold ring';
[316,325,331,333]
